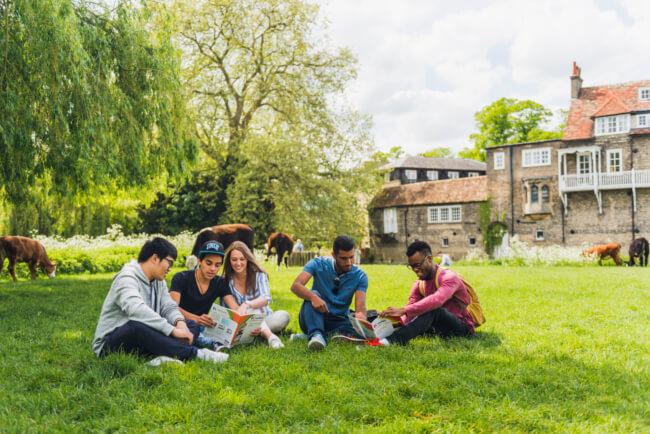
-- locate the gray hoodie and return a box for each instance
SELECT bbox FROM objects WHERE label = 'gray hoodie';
[92,259,184,356]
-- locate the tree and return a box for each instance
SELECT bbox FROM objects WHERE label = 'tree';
[158,0,377,243]
[419,147,454,158]
[459,98,562,162]
[0,0,195,203]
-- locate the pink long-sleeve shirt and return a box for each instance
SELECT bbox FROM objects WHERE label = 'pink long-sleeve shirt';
[401,266,475,334]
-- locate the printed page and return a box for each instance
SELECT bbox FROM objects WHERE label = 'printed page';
[204,304,239,345]
[348,314,377,339]
[370,317,394,339]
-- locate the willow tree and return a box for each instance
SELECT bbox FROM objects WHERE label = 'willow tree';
[0,0,195,205]
[171,0,378,243]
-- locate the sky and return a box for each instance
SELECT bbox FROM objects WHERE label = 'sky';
[314,0,650,156]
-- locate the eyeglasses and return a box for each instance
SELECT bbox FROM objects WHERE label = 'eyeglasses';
[406,255,431,270]
[162,257,175,268]
[333,277,340,294]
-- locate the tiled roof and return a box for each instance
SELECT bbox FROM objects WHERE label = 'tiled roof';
[383,156,486,171]
[563,80,650,140]
[372,176,487,208]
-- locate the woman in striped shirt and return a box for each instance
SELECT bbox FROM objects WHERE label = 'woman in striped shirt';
[221,241,290,349]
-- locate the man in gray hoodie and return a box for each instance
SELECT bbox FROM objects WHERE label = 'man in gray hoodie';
[93,237,227,364]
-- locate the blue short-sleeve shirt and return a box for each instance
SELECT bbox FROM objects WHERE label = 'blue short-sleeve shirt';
[303,256,368,316]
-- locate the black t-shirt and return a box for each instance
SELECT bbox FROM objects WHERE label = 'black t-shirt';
[170,270,231,315]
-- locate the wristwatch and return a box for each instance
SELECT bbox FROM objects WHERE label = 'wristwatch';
[175,318,186,326]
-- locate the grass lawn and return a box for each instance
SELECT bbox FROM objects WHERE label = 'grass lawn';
[0,265,648,432]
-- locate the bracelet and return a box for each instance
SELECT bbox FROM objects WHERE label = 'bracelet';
[175,318,186,325]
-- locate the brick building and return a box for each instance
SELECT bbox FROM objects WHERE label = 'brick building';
[487,64,650,246]
[369,175,487,263]
[369,64,650,262]
[383,156,486,184]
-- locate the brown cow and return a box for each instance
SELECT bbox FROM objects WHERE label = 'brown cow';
[0,236,58,281]
[583,243,622,266]
[187,224,255,269]
[266,232,294,271]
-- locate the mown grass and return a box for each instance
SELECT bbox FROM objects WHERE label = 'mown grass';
[0,265,648,432]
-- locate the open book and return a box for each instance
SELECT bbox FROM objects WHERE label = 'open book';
[348,314,396,340]
[203,304,266,347]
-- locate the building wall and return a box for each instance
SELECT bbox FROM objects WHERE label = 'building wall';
[486,134,650,248]
[369,202,484,263]
[390,168,486,184]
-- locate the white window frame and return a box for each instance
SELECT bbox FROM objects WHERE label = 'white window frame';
[494,151,505,170]
[639,87,650,102]
[384,172,391,182]
[404,169,417,183]
[578,152,592,174]
[594,114,630,136]
[606,149,622,173]
[383,208,398,234]
[535,229,544,241]
[637,113,649,128]
[522,147,551,167]
[428,205,462,223]
[426,170,438,181]
[468,237,476,247]
[447,171,459,179]
[468,172,479,177]
[442,237,449,248]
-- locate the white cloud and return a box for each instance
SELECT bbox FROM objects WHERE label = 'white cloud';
[315,0,650,156]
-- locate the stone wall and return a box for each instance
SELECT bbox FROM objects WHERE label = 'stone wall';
[369,202,484,264]
[486,134,650,248]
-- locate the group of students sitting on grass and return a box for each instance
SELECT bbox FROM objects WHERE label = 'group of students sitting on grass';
[92,235,479,365]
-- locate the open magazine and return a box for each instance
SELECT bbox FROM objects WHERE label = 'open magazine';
[203,304,266,348]
[348,314,396,340]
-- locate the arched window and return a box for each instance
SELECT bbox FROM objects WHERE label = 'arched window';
[541,185,549,203]
[531,185,539,203]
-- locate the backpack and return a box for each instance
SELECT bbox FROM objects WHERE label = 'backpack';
[418,267,486,327]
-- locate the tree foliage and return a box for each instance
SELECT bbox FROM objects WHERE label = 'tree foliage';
[459,98,563,162]
[148,0,378,244]
[0,0,195,203]
[419,147,454,158]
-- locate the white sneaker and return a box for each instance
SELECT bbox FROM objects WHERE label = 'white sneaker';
[308,334,326,351]
[268,335,285,349]
[196,348,229,363]
[147,356,183,366]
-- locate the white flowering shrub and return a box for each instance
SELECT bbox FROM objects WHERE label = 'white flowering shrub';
[6,225,199,277]
[33,224,196,252]
[460,235,598,266]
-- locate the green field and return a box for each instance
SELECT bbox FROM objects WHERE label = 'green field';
[0,265,648,432]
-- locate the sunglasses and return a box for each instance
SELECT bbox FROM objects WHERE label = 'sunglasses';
[406,255,431,271]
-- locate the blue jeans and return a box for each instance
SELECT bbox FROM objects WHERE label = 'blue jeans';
[101,319,201,361]
[387,308,471,345]
[298,291,358,339]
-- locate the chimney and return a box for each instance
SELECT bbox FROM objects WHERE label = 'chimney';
[570,61,582,99]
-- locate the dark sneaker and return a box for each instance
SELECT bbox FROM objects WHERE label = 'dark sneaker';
[332,335,365,343]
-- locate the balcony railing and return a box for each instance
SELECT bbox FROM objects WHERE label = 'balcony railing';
[559,169,650,192]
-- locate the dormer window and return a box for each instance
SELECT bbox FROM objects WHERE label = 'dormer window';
[639,87,650,101]
[404,169,417,183]
[595,114,629,136]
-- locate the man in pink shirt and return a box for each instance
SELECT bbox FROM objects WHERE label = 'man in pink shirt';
[374,241,474,346]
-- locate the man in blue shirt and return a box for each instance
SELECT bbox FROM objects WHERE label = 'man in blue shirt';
[290,236,368,350]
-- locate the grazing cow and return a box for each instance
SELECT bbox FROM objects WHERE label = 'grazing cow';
[0,236,58,281]
[583,243,623,266]
[187,224,255,269]
[627,237,649,266]
[266,232,294,271]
